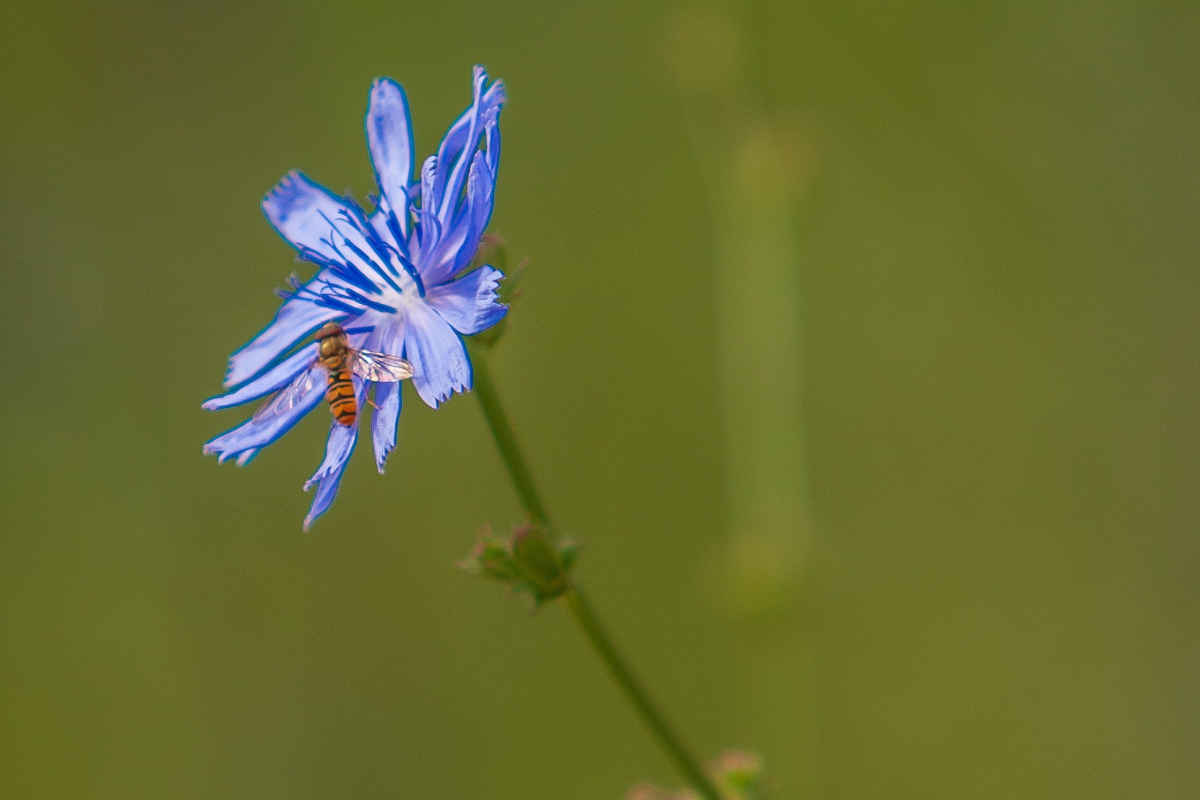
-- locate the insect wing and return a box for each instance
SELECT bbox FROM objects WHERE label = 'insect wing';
[251,365,319,423]
[350,349,414,382]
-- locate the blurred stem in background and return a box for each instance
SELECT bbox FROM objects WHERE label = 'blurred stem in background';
[465,340,723,800]
[665,6,821,797]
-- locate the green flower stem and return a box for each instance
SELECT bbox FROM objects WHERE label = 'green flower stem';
[468,343,721,800]
[562,587,721,800]
[468,346,550,531]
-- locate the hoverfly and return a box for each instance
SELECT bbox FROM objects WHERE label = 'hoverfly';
[252,322,413,427]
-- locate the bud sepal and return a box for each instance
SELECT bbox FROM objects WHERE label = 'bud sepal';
[459,523,578,608]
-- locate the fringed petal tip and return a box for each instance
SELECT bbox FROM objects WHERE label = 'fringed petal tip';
[262,170,318,232]
[299,386,364,530]
[369,76,405,98]
[472,64,506,104]
[487,80,506,108]
[424,382,470,409]
[203,377,324,468]
[402,301,472,409]
[263,168,302,200]
[424,265,508,335]
[412,374,471,411]
[202,443,259,467]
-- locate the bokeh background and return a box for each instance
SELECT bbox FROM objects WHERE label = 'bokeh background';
[2,1,1197,798]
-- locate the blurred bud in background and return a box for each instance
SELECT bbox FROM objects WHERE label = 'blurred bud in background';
[625,751,767,800]
[663,5,742,97]
[665,6,822,796]
[664,5,819,627]
[626,785,699,800]
[711,750,766,800]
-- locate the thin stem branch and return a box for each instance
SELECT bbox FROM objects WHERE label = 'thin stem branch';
[563,587,721,800]
[468,343,721,800]
[469,346,551,531]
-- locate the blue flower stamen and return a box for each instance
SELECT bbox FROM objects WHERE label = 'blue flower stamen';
[339,236,404,295]
[384,209,408,259]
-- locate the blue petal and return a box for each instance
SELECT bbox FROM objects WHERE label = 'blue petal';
[359,313,404,354]
[430,66,487,223]
[203,377,324,466]
[359,316,404,471]
[446,149,499,279]
[263,171,397,292]
[371,380,402,473]
[205,342,318,410]
[263,171,355,261]
[483,103,501,184]
[225,296,341,388]
[416,155,440,261]
[415,151,495,287]
[433,66,505,226]
[425,266,507,335]
[470,144,497,232]
[302,381,366,530]
[365,78,415,225]
[418,210,471,287]
[403,301,471,408]
[417,107,502,287]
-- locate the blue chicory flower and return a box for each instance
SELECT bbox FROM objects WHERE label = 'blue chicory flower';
[203,66,508,529]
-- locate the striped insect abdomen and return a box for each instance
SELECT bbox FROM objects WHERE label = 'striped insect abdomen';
[325,364,357,426]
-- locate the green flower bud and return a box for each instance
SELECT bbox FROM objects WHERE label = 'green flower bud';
[458,523,578,608]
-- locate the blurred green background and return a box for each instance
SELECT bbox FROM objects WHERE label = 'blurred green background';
[1,1,1197,798]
